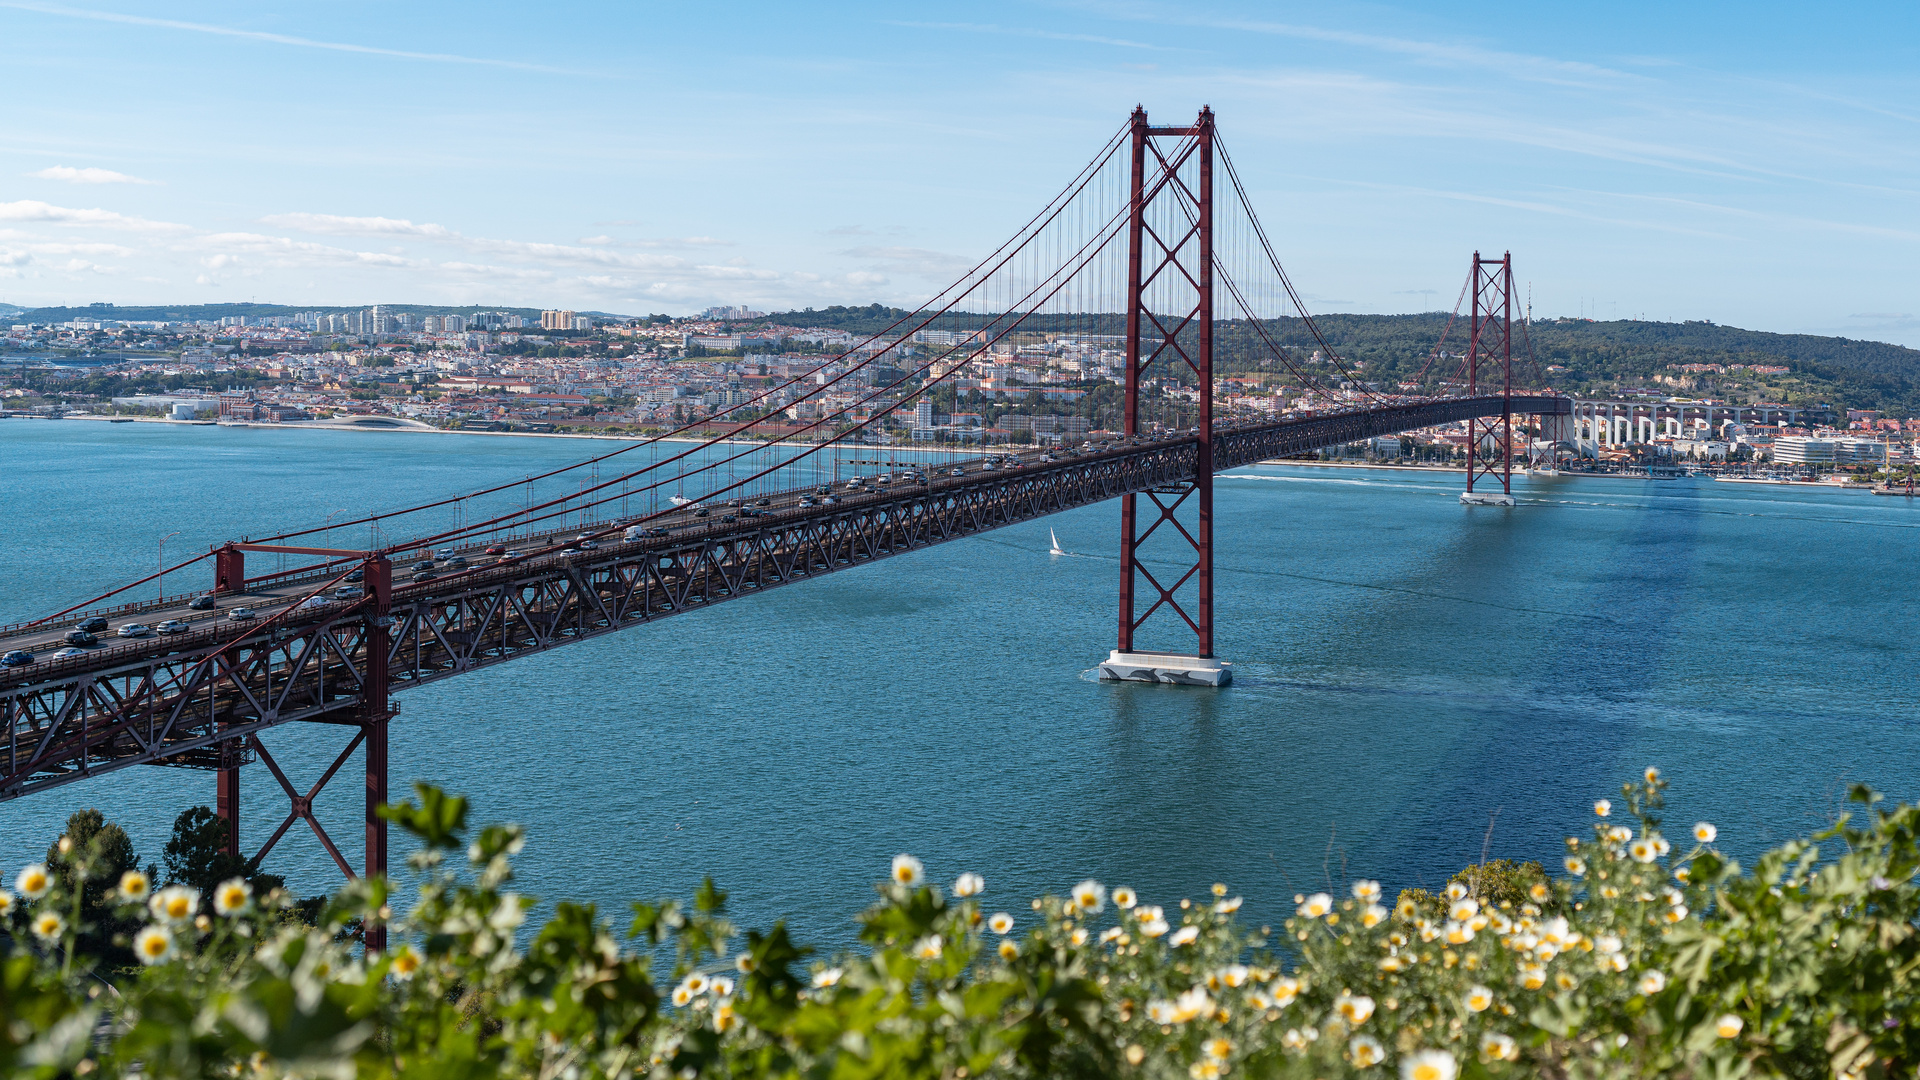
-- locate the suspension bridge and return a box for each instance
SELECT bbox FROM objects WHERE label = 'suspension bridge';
[0,108,1568,942]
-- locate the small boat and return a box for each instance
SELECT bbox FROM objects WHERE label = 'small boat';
[1049,529,1067,556]
[668,494,693,507]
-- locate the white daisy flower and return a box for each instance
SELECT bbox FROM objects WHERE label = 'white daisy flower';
[890,854,924,886]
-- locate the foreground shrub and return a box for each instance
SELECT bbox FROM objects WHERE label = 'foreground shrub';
[2,771,1918,1079]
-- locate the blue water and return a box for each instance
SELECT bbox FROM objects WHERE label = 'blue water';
[3,419,1916,943]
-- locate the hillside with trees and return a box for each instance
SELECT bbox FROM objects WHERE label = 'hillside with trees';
[762,307,1920,415]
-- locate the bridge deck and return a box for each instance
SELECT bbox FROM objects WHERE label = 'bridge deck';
[1,395,1567,799]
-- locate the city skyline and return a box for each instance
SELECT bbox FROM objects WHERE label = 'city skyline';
[4,0,1919,343]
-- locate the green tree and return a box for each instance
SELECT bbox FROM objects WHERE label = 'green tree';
[161,806,285,898]
[45,809,145,964]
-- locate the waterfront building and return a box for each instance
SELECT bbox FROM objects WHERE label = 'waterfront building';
[1773,437,1835,465]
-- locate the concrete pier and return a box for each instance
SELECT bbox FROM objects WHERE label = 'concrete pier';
[1097,650,1232,686]
[1460,491,1517,506]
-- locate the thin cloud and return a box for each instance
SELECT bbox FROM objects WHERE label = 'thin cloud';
[29,165,157,185]
[261,212,456,238]
[0,199,186,231]
[195,231,428,268]
[263,210,734,271]
[0,0,602,76]
[887,20,1172,51]
[1076,0,1638,87]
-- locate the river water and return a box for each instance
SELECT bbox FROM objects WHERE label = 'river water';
[3,419,1916,942]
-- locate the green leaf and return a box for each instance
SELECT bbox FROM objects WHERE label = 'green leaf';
[376,784,469,848]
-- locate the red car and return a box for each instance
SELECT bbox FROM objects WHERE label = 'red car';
[484,545,505,555]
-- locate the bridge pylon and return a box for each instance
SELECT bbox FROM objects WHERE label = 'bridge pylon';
[1097,106,1230,688]
[207,545,395,950]
[1460,251,1518,507]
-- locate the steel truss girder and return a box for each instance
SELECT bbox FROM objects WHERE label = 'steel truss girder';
[0,394,1568,801]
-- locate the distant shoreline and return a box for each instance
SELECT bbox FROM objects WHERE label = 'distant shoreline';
[10,415,1884,491]
[12,412,986,453]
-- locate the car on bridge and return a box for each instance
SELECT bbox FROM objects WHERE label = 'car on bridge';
[228,607,256,620]
[188,596,217,611]
[1,650,33,667]
[334,586,361,600]
[51,647,88,660]
[155,620,189,635]
[63,629,97,646]
[484,545,506,555]
[117,623,152,638]
[577,540,598,550]
[78,617,109,633]
[412,560,435,572]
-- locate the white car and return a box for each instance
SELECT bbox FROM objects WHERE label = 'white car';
[155,620,189,634]
[117,623,152,638]
[51,647,88,659]
[228,607,257,621]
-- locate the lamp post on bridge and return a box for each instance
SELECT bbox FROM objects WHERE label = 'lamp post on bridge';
[158,531,181,603]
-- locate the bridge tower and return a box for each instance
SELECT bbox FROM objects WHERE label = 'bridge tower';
[1097,106,1230,687]
[209,547,395,950]
[1461,251,1518,507]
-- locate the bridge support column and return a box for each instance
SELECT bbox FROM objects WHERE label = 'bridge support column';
[214,543,245,595]
[1099,106,1230,687]
[216,753,241,859]
[363,555,392,953]
[1461,251,1517,507]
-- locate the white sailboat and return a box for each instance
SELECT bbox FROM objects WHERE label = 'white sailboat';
[1049,529,1067,556]
[668,494,693,506]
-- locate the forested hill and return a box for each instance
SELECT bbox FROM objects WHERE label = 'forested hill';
[762,307,1920,415]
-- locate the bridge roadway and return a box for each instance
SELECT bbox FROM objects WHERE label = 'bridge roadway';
[0,394,1568,800]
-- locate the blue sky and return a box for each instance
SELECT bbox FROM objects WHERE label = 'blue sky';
[3,0,1918,342]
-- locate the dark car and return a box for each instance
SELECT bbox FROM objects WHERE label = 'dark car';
[79,616,110,632]
[755,498,770,506]
[346,568,365,583]
[1,650,33,668]
[694,508,710,517]
[721,514,737,523]
[64,629,98,646]
[187,596,217,611]
[446,555,469,568]
[412,560,435,572]
[412,570,438,582]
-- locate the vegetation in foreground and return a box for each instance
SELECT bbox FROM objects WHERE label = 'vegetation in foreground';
[2,771,1916,1079]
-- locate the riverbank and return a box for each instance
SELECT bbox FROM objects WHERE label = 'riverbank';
[1251,458,1880,491]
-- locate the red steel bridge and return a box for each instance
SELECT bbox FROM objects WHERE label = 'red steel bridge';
[0,108,1567,942]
